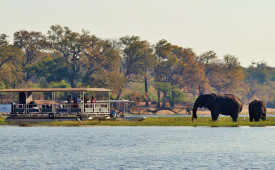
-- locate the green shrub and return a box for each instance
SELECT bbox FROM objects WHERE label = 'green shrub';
[267,97,275,108]
[124,91,143,104]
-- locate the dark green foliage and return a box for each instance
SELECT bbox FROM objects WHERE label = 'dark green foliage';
[155,82,188,107]
[245,62,271,84]
[0,34,9,46]
[25,56,67,83]
[244,62,275,104]
[47,25,96,87]
[267,98,275,108]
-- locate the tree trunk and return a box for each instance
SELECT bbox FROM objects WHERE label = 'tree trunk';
[198,85,205,95]
[25,72,32,81]
[114,89,123,108]
[116,89,122,100]
[161,92,167,108]
[70,77,76,88]
[157,90,161,108]
[144,76,149,107]
[13,80,16,89]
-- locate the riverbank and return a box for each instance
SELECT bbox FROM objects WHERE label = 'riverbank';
[131,103,275,115]
[1,116,275,127]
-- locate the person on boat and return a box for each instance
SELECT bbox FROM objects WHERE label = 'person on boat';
[110,109,116,117]
[67,95,72,108]
[91,96,96,107]
[84,96,88,108]
[77,96,81,107]
[91,96,96,103]
[29,101,37,108]
[73,97,78,108]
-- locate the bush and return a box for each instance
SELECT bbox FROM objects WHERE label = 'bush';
[267,98,275,108]
[124,91,143,104]
[151,101,157,104]
[154,82,189,107]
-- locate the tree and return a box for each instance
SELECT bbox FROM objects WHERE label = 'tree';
[209,55,244,93]
[47,25,95,87]
[82,39,125,93]
[0,45,24,88]
[244,61,273,102]
[246,62,269,85]
[172,47,204,94]
[196,52,244,94]
[195,51,219,94]
[0,34,9,46]
[14,30,46,65]
[119,36,156,106]
[14,30,46,80]
[154,40,203,108]
[154,39,176,107]
[24,56,67,84]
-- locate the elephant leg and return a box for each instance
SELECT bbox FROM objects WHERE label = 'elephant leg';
[254,117,260,122]
[231,115,238,122]
[249,116,254,122]
[211,109,219,121]
[231,113,239,122]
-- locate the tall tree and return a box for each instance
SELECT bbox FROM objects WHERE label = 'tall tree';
[154,39,177,107]
[210,55,244,93]
[82,39,125,93]
[14,30,46,80]
[14,30,46,65]
[154,44,203,107]
[172,47,204,92]
[46,25,95,87]
[24,56,67,84]
[0,44,24,88]
[195,51,220,94]
[119,36,155,105]
[244,61,272,101]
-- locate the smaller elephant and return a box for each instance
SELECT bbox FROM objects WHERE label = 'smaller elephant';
[248,100,266,122]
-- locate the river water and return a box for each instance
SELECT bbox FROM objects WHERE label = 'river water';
[0,126,274,170]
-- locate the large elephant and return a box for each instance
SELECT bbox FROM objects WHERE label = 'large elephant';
[192,93,243,122]
[248,100,266,122]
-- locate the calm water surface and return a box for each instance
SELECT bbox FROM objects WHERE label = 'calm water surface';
[0,126,275,170]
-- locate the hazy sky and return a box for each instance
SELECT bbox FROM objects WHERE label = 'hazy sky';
[1,0,275,67]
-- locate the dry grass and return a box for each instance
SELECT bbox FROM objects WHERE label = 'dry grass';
[1,116,275,127]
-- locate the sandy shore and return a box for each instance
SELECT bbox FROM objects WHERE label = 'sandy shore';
[135,104,275,115]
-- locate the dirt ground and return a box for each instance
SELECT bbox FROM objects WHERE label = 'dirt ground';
[130,103,275,115]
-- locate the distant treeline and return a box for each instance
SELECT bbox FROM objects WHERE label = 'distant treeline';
[0,25,274,107]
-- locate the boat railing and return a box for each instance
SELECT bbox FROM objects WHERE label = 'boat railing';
[9,102,110,116]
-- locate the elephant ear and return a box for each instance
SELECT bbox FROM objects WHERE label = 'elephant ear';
[204,93,217,108]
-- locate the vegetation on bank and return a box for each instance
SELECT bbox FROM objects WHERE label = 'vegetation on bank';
[0,116,8,125]
[1,117,275,127]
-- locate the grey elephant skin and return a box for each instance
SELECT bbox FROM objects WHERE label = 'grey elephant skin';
[248,100,266,122]
[192,93,243,122]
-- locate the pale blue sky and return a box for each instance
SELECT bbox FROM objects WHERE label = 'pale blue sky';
[1,0,275,67]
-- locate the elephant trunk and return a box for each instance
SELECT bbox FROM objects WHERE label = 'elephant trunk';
[192,103,198,119]
[261,111,266,121]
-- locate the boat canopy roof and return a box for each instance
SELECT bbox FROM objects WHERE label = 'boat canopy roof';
[0,88,113,93]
